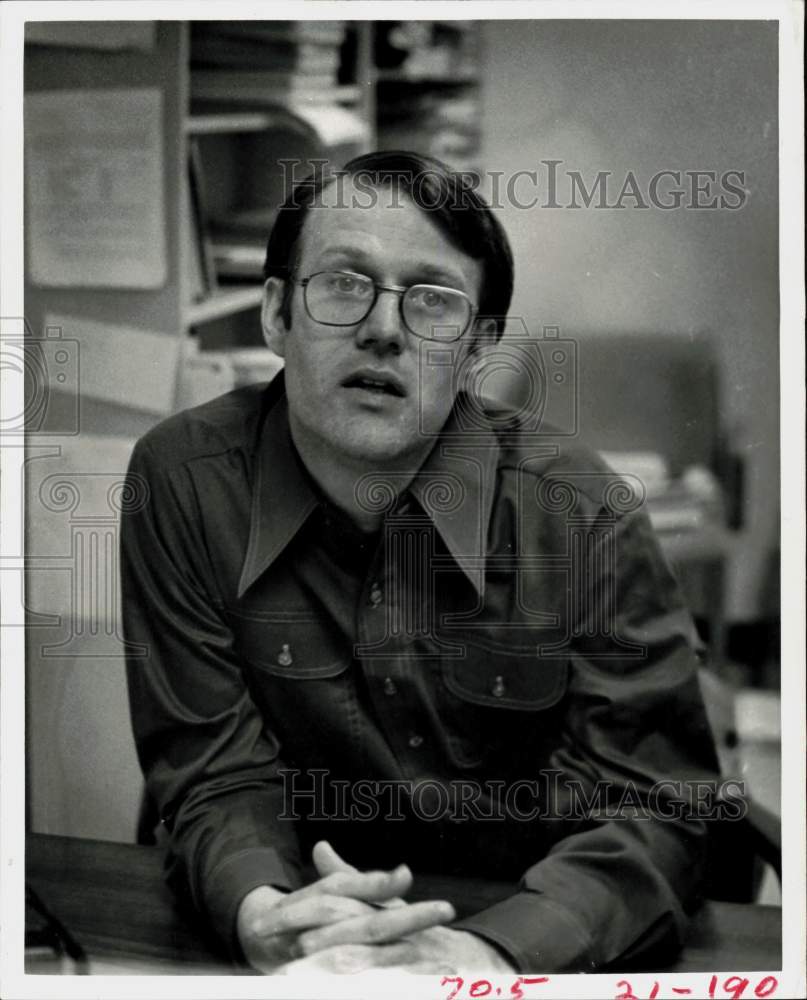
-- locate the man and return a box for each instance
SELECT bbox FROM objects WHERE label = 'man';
[122,150,720,974]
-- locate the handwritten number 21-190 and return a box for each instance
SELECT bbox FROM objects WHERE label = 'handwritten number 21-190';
[615,975,778,999]
[441,975,550,999]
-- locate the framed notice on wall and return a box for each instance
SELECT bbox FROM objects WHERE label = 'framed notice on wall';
[25,87,167,289]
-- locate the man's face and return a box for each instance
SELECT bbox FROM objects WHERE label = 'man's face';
[262,178,486,468]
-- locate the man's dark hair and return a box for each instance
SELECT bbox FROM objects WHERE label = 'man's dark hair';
[263,149,514,338]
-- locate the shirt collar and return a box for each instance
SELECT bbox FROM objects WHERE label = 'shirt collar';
[237,380,319,599]
[238,377,499,599]
[405,411,498,597]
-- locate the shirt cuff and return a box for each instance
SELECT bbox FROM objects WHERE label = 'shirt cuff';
[453,890,596,973]
[203,846,301,962]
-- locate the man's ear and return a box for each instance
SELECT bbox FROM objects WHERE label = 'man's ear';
[471,316,499,351]
[261,277,289,357]
[465,316,499,365]
[460,317,499,394]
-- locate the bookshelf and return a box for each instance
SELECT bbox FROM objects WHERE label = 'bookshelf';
[180,19,375,388]
[373,20,483,173]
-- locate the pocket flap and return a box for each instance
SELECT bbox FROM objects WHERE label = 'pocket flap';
[443,639,568,710]
[228,609,349,679]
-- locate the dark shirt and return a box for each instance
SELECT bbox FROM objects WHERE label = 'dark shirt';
[122,373,720,972]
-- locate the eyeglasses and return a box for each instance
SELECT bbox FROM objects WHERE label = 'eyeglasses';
[293,270,476,342]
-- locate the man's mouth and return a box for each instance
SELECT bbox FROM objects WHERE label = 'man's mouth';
[341,370,407,398]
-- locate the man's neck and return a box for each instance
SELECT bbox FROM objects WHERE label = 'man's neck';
[287,415,431,533]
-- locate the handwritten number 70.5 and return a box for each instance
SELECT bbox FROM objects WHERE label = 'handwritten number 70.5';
[441,975,549,999]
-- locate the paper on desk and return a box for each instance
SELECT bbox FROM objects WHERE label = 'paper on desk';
[44,312,180,414]
[26,88,166,288]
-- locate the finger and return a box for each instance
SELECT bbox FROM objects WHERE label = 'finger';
[294,865,413,905]
[312,840,358,878]
[312,842,407,908]
[298,899,456,956]
[277,941,418,975]
[311,842,406,911]
[375,895,407,909]
[250,893,373,938]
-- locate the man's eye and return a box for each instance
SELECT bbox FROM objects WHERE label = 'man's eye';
[329,275,369,296]
[411,288,448,310]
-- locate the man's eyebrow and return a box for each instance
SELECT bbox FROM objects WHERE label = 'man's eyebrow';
[316,247,470,290]
[316,246,373,266]
[412,261,470,288]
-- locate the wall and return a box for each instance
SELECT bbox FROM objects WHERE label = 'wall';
[24,23,187,841]
[478,19,779,621]
[26,434,143,842]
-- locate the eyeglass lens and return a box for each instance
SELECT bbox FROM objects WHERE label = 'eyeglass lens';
[304,271,471,341]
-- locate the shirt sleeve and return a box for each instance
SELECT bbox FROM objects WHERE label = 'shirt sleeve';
[454,506,721,972]
[121,437,303,959]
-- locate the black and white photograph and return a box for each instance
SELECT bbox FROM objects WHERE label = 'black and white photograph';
[0,2,804,998]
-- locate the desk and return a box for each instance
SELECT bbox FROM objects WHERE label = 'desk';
[25,833,781,975]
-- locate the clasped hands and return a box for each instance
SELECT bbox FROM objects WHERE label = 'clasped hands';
[236,840,515,975]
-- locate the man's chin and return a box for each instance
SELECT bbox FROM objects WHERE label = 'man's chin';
[333,424,431,468]
[340,435,425,467]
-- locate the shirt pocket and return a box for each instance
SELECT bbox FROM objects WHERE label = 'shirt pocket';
[227,608,350,680]
[442,634,568,710]
[227,609,359,767]
[437,632,569,769]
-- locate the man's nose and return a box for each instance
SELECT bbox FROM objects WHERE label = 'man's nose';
[355,288,406,354]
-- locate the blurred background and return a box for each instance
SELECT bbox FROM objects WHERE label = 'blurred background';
[22,18,780,900]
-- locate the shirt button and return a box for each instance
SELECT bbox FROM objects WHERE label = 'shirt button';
[491,675,505,698]
[369,583,383,607]
[408,734,424,749]
[383,677,397,696]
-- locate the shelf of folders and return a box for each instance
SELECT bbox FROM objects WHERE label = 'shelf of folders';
[189,19,356,105]
[374,20,483,174]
